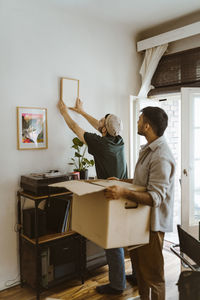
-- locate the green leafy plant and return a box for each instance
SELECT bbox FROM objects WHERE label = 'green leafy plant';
[69,137,94,171]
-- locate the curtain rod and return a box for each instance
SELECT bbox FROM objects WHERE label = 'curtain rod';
[137,21,200,52]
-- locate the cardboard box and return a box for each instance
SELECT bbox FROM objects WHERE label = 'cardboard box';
[51,180,151,249]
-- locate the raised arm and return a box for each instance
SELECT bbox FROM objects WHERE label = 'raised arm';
[58,99,86,144]
[69,98,99,130]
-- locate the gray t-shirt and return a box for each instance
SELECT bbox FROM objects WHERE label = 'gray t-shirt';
[133,136,176,232]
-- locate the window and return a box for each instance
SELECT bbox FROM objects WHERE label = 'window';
[148,47,200,96]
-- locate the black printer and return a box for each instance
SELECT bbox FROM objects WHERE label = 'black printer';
[20,171,70,196]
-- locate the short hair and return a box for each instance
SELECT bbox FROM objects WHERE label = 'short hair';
[103,114,112,137]
[105,114,110,119]
[140,106,168,137]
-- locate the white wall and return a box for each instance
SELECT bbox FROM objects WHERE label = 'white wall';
[0,0,140,290]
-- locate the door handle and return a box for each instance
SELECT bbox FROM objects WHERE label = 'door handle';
[183,169,188,176]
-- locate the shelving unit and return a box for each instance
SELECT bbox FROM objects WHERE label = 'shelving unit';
[17,190,85,300]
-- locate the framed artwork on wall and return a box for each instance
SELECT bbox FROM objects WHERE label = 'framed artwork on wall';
[60,77,79,107]
[17,107,48,150]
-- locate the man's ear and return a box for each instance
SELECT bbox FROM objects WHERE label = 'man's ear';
[102,126,107,134]
[144,123,150,131]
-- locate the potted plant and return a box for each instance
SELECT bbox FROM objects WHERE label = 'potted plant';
[69,137,94,179]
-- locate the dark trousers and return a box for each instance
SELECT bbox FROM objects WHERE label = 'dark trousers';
[129,231,165,300]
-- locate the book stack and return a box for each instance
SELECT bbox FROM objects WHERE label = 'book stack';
[46,196,73,233]
[61,200,72,233]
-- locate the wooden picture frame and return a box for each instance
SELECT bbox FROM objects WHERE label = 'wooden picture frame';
[17,107,48,150]
[60,77,80,107]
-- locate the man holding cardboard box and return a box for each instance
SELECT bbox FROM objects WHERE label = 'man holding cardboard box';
[105,106,175,300]
[58,98,128,295]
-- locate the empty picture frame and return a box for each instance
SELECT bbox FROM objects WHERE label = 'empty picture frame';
[60,77,80,107]
[17,107,48,150]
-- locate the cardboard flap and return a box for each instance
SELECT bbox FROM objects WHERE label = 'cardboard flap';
[50,179,146,196]
[93,180,146,192]
[50,180,105,196]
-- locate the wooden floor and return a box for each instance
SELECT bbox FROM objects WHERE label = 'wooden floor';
[0,246,180,300]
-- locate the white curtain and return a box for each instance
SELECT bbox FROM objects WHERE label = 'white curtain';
[137,43,168,99]
[129,43,168,176]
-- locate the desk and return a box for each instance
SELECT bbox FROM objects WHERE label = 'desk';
[171,224,200,272]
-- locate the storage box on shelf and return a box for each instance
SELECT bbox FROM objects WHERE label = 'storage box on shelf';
[21,232,81,289]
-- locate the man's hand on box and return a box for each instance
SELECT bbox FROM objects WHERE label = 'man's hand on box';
[107,177,119,180]
[104,185,125,200]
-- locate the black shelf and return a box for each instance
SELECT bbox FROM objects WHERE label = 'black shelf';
[17,190,83,300]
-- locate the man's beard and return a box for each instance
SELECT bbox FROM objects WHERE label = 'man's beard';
[137,126,145,136]
[138,130,144,136]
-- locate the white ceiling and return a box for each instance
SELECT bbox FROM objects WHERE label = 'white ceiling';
[55,0,200,34]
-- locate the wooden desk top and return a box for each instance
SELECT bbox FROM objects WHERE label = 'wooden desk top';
[18,190,72,200]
